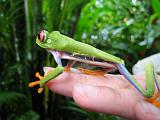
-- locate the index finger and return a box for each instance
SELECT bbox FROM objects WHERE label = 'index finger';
[45,67,144,97]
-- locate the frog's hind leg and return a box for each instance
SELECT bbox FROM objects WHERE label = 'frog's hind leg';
[155,74,160,92]
[152,73,160,107]
[146,73,160,107]
[145,92,160,107]
[77,67,106,76]
[64,61,76,71]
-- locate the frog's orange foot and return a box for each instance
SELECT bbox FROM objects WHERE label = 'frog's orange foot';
[28,72,44,93]
[152,100,160,107]
[64,67,71,72]
[145,92,160,107]
[77,67,106,76]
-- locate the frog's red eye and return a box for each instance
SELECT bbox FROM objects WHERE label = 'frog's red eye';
[37,31,45,42]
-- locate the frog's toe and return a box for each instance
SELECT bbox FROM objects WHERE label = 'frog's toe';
[38,87,44,93]
[28,72,45,93]
[28,81,41,87]
[35,72,44,80]
[145,92,160,107]
[153,101,160,107]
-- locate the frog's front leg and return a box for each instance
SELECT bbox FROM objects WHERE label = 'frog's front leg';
[40,65,64,87]
[29,50,65,93]
[29,65,64,93]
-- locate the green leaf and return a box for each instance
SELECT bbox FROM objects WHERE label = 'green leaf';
[15,110,40,120]
[152,0,160,19]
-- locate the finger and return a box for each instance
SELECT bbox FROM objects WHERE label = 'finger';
[45,69,130,97]
[135,101,160,120]
[44,67,144,88]
[45,67,144,99]
[72,83,141,119]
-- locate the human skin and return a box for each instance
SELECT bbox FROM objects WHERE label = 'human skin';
[44,67,160,120]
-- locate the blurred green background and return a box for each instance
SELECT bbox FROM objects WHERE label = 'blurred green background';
[0,0,160,120]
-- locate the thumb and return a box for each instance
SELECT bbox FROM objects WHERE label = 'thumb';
[135,101,160,120]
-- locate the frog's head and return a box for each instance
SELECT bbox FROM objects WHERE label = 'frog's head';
[36,30,63,50]
[36,30,53,49]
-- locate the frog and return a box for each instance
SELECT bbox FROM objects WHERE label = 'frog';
[29,30,160,107]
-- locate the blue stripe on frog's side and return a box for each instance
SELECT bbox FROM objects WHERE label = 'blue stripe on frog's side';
[117,64,143,94]
[154,70,160,92]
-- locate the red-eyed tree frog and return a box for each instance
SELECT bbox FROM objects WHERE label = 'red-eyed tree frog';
[29,30,160,107]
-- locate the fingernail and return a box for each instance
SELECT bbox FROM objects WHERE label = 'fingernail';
[141,101,160,115]
[74,84,98,97]
[43,67,54,74]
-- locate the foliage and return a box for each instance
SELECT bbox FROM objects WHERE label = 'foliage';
[75,0,160,67]
[16,110,40,120]
[0,0,160,120]
[0,92,39,120]
[152,0,160,19]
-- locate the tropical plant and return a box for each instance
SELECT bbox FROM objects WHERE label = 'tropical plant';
[75,0,160,68]
[1,0,160,120]
[0,92,39,120]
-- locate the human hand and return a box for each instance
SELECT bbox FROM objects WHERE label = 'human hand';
[44,67,160,120]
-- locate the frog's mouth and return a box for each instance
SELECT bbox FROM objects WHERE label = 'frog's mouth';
[49,50,117,72]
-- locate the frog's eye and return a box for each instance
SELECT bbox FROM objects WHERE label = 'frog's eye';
[37,30,45,42]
